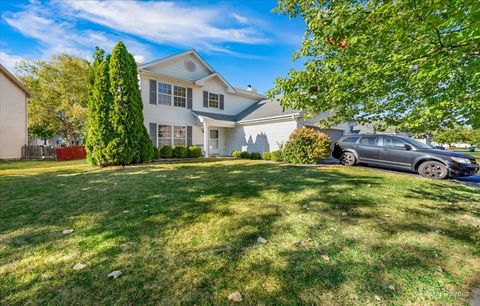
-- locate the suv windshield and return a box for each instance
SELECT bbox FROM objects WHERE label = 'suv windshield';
[406,138,432,149]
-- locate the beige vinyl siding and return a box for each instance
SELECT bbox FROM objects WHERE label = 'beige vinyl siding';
[0,72,27,159]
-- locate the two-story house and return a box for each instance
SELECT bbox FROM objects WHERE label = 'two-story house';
[139,50,354,157]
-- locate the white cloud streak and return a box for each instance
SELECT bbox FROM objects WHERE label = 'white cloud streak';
[2,5,150,62]
[61,1,268,53]
[230,13,248,25]
[0,51,26,71]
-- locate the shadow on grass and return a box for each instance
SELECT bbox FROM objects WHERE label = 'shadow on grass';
[0,161,479,304]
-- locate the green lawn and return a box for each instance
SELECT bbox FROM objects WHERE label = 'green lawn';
[0,159,479,305]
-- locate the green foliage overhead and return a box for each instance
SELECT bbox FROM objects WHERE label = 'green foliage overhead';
[16,54,90,145]
[434,127,480,146]
[282,128,331,164]
[269,0,480,133]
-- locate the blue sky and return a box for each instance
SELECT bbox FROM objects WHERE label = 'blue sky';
[0,0,305,93]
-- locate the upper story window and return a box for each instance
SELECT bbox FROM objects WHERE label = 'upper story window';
[173,86,186,108]
[208,93,219,108]
[158,83,172,105]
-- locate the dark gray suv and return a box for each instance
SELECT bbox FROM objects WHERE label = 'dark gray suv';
[332,134,479,179]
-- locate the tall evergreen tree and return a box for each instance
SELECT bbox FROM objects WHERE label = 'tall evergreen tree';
[104,42,154,165]
[85,47,114,166]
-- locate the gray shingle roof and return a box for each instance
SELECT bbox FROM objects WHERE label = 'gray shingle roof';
[192,99,301,123]
[236,99,300,122]
[192,111,237,122]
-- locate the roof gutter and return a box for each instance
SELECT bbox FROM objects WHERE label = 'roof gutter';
[237,113,301,125]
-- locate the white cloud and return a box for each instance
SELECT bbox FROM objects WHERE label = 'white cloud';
[2,5,151,62]
[0,51,26,72]
[133,54,145,64]
[61,1,268,52]
[230,13,248,24]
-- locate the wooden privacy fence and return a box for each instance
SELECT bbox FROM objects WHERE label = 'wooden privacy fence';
[55,146,86,161]
[21,145,86,161]
[22,145,56,160]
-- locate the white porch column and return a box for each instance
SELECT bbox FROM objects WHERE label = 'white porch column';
[203,121,209,157]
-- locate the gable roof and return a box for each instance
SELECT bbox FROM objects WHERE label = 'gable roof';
[194,72,235,92]
[193,99,301,124]
[236,99,300,122]
[0,63,31,98]
[138,49,214,73]
[138,49,266,99]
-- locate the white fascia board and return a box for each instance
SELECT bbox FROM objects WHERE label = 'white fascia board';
[139,70,201,87]
[237,113,302,125]
[139,49,215,73]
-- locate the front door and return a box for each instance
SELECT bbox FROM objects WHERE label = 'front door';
[209,129,219,155]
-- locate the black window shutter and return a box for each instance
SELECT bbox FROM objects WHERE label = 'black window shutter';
[219,94,224,110]
[187,88,193,109]
[187,126,192,147]
[149,80,157,105]
[203,91,208,108]
[149,123,157,147]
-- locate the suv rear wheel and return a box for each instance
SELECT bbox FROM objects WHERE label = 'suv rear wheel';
[418,161,448,179]
[340,152,356,166]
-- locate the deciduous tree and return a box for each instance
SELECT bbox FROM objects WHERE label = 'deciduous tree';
[269,0,480,133]
[17,55,90,145]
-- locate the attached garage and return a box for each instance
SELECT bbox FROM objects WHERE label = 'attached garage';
[306,126,344,147]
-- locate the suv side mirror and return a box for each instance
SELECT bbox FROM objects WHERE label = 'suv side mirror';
[404,144,413,151]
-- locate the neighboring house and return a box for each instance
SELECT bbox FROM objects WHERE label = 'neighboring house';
[138,50,355,156]
[0,63,30,159]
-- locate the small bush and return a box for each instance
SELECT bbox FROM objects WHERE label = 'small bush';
[231,150,241,158]
[262,152,272,160]
[240,151,250,159]
[282,128,331,164]
[187,146,202,158]
[250,152,261,160]
[271,150,284,162]
[158,145,172,158]
[172,145,188,158]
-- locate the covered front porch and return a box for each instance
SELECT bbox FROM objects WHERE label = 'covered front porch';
[193,112,236,157]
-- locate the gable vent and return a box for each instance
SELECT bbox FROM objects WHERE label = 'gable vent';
[184,60,196,72]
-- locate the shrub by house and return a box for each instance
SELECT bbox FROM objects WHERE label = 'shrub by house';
[282,128,331,164]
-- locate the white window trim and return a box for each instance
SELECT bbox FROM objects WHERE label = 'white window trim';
[173,85,187,108]
[208,92,219,109]
[156,81,187,108]
[157,124,187,147]
[157,82,172,106]
[158,124,172,147]
[173,125,187,146]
